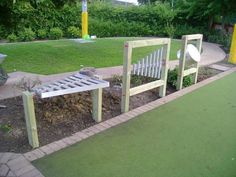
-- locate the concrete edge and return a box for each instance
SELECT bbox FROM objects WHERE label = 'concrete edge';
[22,67,236,162]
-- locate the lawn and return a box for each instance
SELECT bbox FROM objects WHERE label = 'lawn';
[0,38,181,75]
[33,72,236,177]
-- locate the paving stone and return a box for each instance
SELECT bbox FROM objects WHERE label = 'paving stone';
[88,126,100,134]
[9,154,21,161]
[0,153,13,163]
[31,149,45,159]
[94,124,106,131]
[209,64,231,71]
[19,169,41,177]
[7,156,28,171]
[24,152,38,162]
[7,171,16,177]
[81,129,95,137]
[99,122,111,129]
[0,164,10,176]
[47,143,62,152]
[15,164,35,177]
[73,132,88,139]
[62,137,77,145]
[54,140,68,149]
[39,145,54,155]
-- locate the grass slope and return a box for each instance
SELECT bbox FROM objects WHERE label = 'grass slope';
[0,38,181,75]
[33,72,236,177]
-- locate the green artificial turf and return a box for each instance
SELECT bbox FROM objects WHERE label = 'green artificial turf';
[34,73,236,177]
[0,38,181,75]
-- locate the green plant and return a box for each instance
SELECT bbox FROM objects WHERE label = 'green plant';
[49,27,63,40]
[7,33,18,42]
[164,23,175,38]
[18,28,35,42]
[207,30,232,49]
[0,124,12,133]
[167,68,193,88]
[67,26,80,38]
[37,29,47,39]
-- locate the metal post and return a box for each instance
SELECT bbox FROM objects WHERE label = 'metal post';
[229,24,236,64]
[82,0,88,39]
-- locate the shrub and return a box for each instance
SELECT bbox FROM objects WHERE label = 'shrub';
[164,24,175,38]
[174,24,204,39]
[207,30,232,49]
[167,68,193,88]
[18,28,35,42]
[49,27,63,40]
[37,29,47,39]
[67,26,80,38]
[7,34,18,43]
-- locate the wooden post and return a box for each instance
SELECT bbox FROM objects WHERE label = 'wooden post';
[193,36,203,84]
[22,91,39,148]
[177,36,188,90]
[159,40,171,97]
[121,42,132,113]
[92,75,103,122]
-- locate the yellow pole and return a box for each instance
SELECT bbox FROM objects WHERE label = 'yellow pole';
[82,0,88,39]
[229,24,236,64]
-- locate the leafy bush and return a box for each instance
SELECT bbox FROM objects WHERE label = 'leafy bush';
[207,30,232,49]
[67,26,80,38]
[37,29,47,39]
[167,68,193,88]
[164,24,175,38]
[7,34,18,42]
[49,27,63,40]
[174,24,204,39]
[18,28,35,42]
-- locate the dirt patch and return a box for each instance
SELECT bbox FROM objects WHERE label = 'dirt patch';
[0,66,222,153]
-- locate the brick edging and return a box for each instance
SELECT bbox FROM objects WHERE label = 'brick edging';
[23,67,236,162]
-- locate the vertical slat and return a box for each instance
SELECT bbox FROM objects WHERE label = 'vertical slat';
[121,42,132,113]
[148,53,152,77]
[137,60,141,75]
[141,58,145,75]
[193,35,203,84]
[22,91,39,148]
[132,63,136,75]
[144,56,149,77]
[151,51,156,78]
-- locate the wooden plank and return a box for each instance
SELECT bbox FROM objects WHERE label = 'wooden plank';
[22,91,39,148]
[159,40,171,97]
[40,82,109,98]
[177,36,188,90]
[183,67,197,76]
[121,42,132,113]
[184,34,203,40]
[128,38,170,48]
[193,36,203,84]
[130,80,165,96]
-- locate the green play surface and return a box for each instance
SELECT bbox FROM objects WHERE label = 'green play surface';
[33,72,236,177]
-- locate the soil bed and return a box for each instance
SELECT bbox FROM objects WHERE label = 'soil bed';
[0,67,221,153]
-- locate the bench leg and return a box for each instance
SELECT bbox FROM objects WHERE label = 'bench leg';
[22,91,39,148]
[92,88,102,122]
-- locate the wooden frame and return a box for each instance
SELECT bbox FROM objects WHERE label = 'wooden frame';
[23,74,108,148]
[176,34,203,90]
[121,38,171,113]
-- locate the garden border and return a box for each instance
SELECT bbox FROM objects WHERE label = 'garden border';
[1,66,235,177]
[23,66,236,162]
